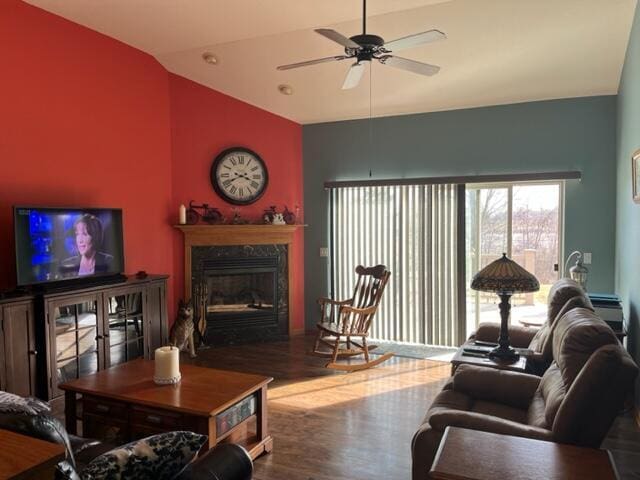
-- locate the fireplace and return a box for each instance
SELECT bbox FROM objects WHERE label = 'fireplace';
[191,245,288,344]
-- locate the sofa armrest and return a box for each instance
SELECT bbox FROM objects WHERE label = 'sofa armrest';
[175,444,253,480]
[429,410,552,441]
[471,322,539,348]
[453,364,541,409]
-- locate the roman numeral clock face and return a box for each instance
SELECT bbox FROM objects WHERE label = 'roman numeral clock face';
[210,148,269,205]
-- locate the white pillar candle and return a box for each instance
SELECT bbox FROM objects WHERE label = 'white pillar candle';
[154,346,180,384]
[178,204,187,225]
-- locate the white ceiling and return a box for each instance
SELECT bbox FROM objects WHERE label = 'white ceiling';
[26,0,637,124]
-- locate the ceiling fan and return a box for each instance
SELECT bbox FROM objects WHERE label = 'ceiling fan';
[276,0,446,90]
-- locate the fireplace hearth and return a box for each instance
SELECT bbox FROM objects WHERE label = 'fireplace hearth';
[191,245,288,345]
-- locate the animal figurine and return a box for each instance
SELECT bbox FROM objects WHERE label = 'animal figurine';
[263,205,277,224]
[169,299,196,358]
[282,206,296,225]
[272,213,286,225]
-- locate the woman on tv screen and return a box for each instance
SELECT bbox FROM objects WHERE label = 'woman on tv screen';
[59,214,114,277]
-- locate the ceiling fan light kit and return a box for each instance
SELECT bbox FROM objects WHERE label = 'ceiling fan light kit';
[276,0,446,90]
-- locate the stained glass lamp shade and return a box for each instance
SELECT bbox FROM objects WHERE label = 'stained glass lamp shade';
[471,253,540,361]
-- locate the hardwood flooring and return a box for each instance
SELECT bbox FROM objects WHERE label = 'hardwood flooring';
[188,335,640,480]
[189,335,450,480]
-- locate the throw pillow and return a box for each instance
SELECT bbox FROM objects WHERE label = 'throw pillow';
[81,431,207,480]
[0,391,50,415]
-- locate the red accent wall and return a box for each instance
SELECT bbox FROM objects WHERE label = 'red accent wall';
[0,0,173,297]
[0,1,304,328]
[169,75,305,332]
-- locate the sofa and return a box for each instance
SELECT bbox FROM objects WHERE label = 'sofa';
[0,391,253,480]
[470,278,593,374]
[412,307,638,480]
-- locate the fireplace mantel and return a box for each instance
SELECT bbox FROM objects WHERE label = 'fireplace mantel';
[174,224,303,246]
[175,224,304,336]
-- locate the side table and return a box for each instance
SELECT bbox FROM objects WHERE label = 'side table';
[0,429,65,479]
[429,427,618,480]
[450,341,528,374]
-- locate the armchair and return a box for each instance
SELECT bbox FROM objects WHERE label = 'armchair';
[412,307,638,480]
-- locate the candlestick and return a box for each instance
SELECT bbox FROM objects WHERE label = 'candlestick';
[179,204,187,225]
[154,346,181,385]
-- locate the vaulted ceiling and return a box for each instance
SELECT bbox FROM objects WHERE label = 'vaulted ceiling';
[26,0,637,124]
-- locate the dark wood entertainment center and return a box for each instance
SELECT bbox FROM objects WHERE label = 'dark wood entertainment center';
[0,275,168,402]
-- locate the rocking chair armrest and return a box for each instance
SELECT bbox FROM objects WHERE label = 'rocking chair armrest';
[317,297,353,306]
[340,305,378,316]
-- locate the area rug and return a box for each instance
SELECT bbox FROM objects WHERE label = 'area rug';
[371,339,457,361]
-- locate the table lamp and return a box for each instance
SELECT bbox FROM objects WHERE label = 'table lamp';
[471,253,540,362]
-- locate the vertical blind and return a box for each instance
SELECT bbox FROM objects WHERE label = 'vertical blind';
[330,184,465,347]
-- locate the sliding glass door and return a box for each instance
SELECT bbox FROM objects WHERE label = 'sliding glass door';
[465,182,563,336]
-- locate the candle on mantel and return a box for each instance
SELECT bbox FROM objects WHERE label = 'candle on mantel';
[154,346,181,384]
[179,204,187,225]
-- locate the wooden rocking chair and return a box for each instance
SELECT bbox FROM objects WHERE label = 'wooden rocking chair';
[312,265,392,372]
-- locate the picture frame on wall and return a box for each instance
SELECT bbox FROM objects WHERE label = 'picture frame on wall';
[633,149,640,204]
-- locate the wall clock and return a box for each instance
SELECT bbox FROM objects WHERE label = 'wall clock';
[210,147,269,205]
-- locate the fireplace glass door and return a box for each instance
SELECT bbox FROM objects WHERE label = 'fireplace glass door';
[206,269,276,320]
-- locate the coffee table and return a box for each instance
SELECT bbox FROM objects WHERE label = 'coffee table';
[60,359,273,460]
[450,341,527,374]
[429,427,619,479]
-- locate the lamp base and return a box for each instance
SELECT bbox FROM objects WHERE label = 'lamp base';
[489,345,520,362]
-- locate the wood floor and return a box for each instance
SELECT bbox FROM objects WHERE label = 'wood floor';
[189,335,450,480]
[188,335,640,480]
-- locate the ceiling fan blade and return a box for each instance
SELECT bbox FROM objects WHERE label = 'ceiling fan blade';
[315,28,361,49]
[342,62,366,90]
[379,55,440,76]
[383,29,446,52]
[277,55,349,71]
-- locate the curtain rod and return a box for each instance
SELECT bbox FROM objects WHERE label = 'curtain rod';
[324,171,581,189]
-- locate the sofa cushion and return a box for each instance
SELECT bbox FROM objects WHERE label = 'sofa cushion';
[552,308,618,385]
[546,278,586,325]
[452,365,540,410]
[471,400,528,424]
[526,390,547,428]
[421,388,473,427]
[536,363,567,427]
[530,295,594,359]
[81,431,206,480]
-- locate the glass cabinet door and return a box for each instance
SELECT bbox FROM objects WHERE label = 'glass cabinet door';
[52,297,100,396]
[105,289,146,367]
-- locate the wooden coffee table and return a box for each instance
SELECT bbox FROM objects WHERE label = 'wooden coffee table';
[60,359,273,460]
[429,427,619,480]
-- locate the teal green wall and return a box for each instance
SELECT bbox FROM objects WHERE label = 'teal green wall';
[303,97,617,329]
[615,4,640,398]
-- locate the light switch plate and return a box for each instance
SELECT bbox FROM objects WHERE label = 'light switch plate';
[583,252,592,265]
[320,247,329,258]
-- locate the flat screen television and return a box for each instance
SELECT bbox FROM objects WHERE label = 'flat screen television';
[14,206,125,287]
